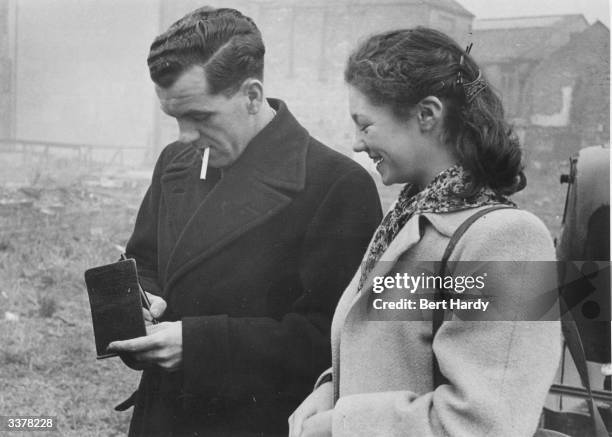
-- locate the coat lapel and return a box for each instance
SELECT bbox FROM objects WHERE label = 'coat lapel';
[330,214,427,399]
[160,147,213,241]
[354,215,427,302]
[336,208,488,330]
[163,99,310,292]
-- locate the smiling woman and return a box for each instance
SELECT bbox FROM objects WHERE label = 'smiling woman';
[289,27,562,437]
[348,87,454,187]
[345,28,524,195]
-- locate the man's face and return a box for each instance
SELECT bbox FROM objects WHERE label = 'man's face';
[156,65,253,168]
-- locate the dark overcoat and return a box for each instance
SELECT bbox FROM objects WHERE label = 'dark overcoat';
[120,99,382,436]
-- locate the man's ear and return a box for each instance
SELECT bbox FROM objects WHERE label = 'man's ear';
[415,96,444,132]
[241,78,264,114]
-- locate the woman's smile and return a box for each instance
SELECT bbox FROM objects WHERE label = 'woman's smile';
[369,153,384,167]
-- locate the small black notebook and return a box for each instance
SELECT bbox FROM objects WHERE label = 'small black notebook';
[84,259,147,359]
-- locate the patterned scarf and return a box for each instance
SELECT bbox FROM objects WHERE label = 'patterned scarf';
[358,165,515,290]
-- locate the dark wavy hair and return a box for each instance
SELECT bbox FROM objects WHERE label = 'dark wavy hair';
[147,7,265,95]
[345,27,525,196]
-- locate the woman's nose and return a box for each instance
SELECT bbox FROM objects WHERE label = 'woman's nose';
[352,136,367,153]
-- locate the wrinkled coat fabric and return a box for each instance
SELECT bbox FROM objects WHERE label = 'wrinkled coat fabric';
[123,99,382,436]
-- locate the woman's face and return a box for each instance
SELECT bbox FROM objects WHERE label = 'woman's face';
[348,85,432,186]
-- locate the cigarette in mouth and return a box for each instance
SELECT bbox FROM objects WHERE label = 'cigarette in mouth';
[200,147,210,180]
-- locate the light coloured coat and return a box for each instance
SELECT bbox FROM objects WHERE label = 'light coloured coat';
[320,206,561,436]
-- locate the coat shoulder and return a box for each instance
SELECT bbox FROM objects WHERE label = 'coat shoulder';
[406,207,556,263]
[454,208,556,262]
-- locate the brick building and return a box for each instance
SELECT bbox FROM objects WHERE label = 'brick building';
[528,21,610,155]
[471,15,589,120]
[471,15,609,159]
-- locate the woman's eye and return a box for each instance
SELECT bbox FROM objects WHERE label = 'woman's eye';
[360,125,370,133]
[191,114,210,122]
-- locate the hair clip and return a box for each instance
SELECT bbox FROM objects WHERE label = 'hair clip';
[463,70,487,103]
[456,43,480,99]
[456,55,465,86]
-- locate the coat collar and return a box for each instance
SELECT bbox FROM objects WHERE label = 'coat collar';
[354,207,493,299]
[355,214,426,298]
[225,98,309,191]
[161,98,310,292]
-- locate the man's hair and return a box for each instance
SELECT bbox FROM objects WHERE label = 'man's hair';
[147,7,265,95]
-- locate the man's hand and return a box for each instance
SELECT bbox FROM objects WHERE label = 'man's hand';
[107,321,183,372]
[289,381,333,437]
[142,291,167,324]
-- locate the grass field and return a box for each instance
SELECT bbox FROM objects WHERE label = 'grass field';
[0,149,570,436]
[0,154,148,436]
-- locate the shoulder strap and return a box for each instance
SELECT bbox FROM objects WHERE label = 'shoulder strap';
[431,205,608,437]
[438,205,514,277]
[432,205,515,388]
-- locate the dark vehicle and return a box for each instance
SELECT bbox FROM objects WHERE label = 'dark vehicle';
[557,145,610,363]
[544,145,611,437]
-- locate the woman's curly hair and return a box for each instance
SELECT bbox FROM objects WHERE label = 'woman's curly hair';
[345,27,525,196]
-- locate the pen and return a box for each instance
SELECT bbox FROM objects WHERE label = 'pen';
[120,253,158,324]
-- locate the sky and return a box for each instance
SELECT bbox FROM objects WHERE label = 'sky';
[457,0,610,26]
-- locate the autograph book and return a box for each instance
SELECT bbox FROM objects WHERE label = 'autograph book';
[84,259,146,359]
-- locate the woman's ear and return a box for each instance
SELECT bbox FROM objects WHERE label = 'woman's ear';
[415,96,444,132]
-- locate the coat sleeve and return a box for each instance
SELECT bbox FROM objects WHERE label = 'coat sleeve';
[181,167,382,399]
[332,212,562,437]
[124,149,167,295]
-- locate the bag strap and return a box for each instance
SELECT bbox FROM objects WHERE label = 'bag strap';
[433,204,514,388]
[431,205,608,437]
